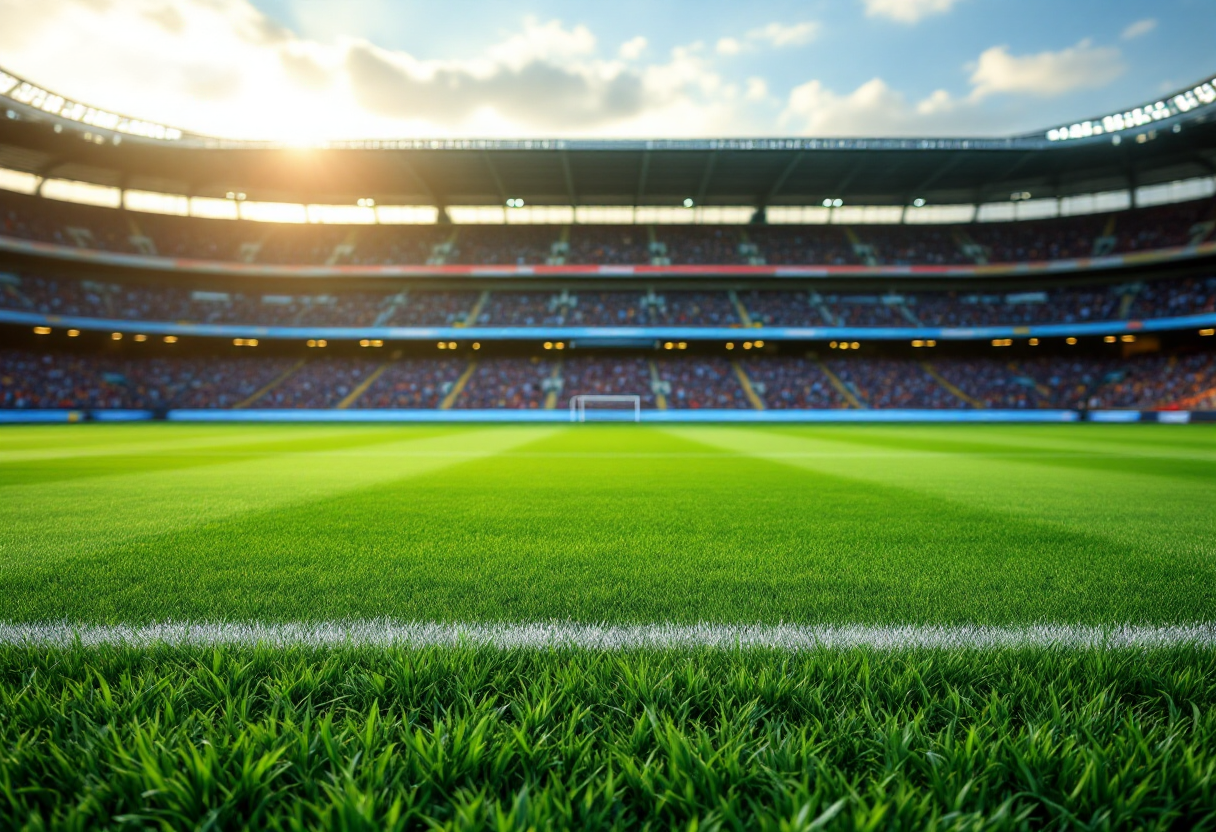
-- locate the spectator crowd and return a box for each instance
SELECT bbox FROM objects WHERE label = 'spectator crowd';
[5,350,1212,412]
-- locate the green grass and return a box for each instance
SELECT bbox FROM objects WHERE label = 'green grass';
[2,423,1215,829]
[1,423,1214,624]
[3,645,1216,830]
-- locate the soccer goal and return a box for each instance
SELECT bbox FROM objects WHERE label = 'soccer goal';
[569,394,642,422]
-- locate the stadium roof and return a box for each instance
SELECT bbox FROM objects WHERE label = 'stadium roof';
[1,66,1214,211]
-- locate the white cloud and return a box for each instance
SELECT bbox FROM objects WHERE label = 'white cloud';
[969,40,1125,99]
[750,21,820,48]
[780,36,1129,138]
[716,37,742,56]
[745,77,769,101]
[618,36,647,60]
[862,0,964,24]
[1121,18,1157,40]
[717,21,819,55]
[0,0,752,140]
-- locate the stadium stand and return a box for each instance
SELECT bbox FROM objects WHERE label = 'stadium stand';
[3,188,1213,268]
[5,350,1214,412]
[4,272,1214,330]
[2,77,1216,421]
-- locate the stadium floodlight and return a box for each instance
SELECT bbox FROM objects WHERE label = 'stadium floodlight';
[569,395,642,423]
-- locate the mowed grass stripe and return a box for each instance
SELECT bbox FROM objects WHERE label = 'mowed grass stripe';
[1,424,1212,625]
[0,423,443,463]
[763,425,1216,483]
[670,425,1216,555]
[0,426,466,488]
[788,423,1216,461]
[0,426,556,565]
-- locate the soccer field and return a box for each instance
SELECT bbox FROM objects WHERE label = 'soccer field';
[1,422,1214,626]
[2,422,1216,829]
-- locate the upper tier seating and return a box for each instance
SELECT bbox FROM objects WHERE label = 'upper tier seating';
[3,273,1212,329]
[1,190,1212,268]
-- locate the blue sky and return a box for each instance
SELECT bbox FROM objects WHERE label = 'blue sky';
[0,0,1210,140]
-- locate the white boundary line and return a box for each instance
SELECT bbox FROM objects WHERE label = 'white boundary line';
[2,621,1214,650]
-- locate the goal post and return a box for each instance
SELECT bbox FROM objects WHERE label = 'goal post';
[569,394,642,423]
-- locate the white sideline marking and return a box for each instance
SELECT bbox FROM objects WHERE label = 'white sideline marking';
[2,621,1214,650]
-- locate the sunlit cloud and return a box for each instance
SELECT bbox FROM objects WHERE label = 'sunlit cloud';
[968,40,1125,99]
[0,0,752,140]
[861,0,965,24]
[781,39,1126,136]
[1121,18,1157,41]
[0,0,1184,142]
[717,21,819,55]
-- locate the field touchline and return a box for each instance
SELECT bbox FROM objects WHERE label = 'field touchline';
[3,621,1215,650]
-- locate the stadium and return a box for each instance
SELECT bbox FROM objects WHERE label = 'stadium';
[1,4,1215,828]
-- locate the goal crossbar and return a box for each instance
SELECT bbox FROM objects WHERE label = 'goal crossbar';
[569,394,642,422]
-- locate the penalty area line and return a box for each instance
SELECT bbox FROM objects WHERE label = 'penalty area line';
[1,621,1215,650]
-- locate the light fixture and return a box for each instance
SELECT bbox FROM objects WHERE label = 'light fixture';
[912,340,924,347]
[134,334,147,342]
[725,343,735,350]
[833,199,843,208]
[67,329,80,337]
[850,342,859,349]
[664,342,674,350]
[357,198,376,208]
[822,199,833,208]
[912,198,926,208]
[472,342,481,350]
[1028,338,1039,346]
[1201,329,1215,336]
[164,335,178,344]
[683,198,694,208]
[33,326,51,335]
[754,340,765,349]
[1121,334,1136,343]
[506,198,525,208]
[1066,337,1078,345]
[544,342,553,350]
[111,332,123,341]
[1104,335,1117,343]
[992,339,1012,347]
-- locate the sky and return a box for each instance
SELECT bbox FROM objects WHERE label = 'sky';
[0,0,1210,142]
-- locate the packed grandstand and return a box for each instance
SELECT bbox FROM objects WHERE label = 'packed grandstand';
[1,68,1215,420]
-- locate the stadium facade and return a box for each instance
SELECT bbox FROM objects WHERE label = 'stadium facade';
[1,67,1215,423]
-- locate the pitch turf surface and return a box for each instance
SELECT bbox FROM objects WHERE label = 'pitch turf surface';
[1,422,1214,624]
[2,423,1216,829]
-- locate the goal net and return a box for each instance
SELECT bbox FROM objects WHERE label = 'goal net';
[569,394,642,423]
